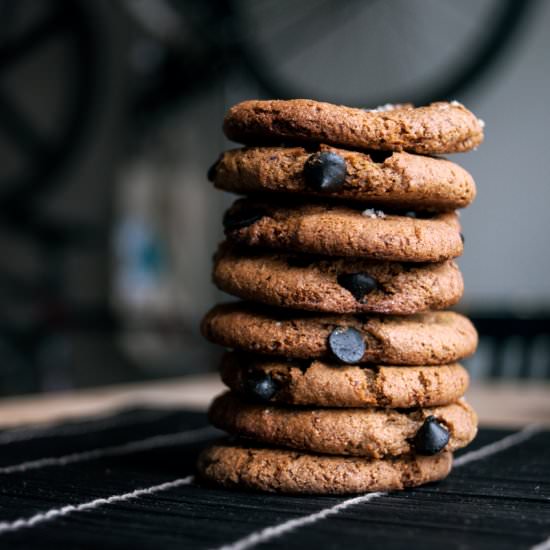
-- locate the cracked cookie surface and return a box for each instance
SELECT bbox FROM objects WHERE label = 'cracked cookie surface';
[220,353,469,408]
[209,392,477,458]
[213,243,464,315]
[224,199,463,262]
[223,100,484,154]
[198,442,452,494]
[202,303,478,365]
[212,145,476,210]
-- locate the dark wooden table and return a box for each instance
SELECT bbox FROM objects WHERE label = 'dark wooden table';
[0,378,548,549]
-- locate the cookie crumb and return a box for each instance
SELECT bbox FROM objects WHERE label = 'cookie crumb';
[362,208,386,219]
[365,103,396,113]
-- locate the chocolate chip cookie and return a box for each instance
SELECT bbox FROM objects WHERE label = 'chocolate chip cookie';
[223,199,463,262]
[209,392,478,458]
[213,244,464,314]
[202,303,478,365]
[220,352,469,408]
[210,145,476,210]
[223,100,484,154]
[198,442,453,494]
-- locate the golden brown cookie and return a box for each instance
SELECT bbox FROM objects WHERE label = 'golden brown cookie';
[202,303,478,365]
[220,352,469,408]
[211,145,476,210]
[213,244,464,315]
[223,100,484,154]
[197,442,453,494]
[223,199,463,262]
[209,392,478,459]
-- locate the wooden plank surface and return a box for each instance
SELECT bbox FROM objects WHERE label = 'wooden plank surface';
[0,407,547,549]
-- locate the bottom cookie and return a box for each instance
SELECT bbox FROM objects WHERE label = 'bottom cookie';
[197,442,453,494]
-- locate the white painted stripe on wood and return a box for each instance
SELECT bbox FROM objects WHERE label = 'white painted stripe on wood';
[216,425,542,550]
[0,476,194,534]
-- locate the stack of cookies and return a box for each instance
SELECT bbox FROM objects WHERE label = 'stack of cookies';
[198,99,483,494]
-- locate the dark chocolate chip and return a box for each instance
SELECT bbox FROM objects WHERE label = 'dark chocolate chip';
[413,416,450,455]
[223,206,267,231]
[460,232,465,244]
[303,152,346,191]
[368,150,393,163]
[328,327,366,364]
[207,157,221,182]
[337,273,378,301]
[243,370,278,402]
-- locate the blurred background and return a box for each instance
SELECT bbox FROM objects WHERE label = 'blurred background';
[0,0,548,396]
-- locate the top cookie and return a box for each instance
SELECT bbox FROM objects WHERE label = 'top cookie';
[223,100,484,154]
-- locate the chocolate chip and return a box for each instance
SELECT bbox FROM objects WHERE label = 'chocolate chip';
[223,206,267,231]
[337,273,378,301]
[303,152,346,191]
[460,232,465,244]
[243,370,278,402]
[368,150,393,163]
[413,416,450,455]
[207,157,221,182]
[328,327,365,364]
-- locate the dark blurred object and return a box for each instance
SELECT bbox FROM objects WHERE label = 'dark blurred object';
[126,0,536,120]
[0,0,101,210]
[0,0,128,395]
[468,312,550,379]
[230,0,535,106]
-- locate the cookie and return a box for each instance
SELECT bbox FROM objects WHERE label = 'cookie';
[220,353,469,408]
[209,392,478,458]
[224,199,463,262]
[197,442,452,494]
[213,244,464,315]
[202,303,478,365]
[223,100,484,154]
[210,145,476,210]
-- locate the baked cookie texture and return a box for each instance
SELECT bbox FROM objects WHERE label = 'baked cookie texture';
[213,244,464,314]
[224,199,463,262]
[199,97,481,494]
[198,443,453,494]
[220,353,469,408]
[202,303,478,365]
[223,100,484,154]
[209,392,478,459]
[212,145,476,210]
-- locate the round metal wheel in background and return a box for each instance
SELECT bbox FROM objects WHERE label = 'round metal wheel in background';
[233,0,535,106]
